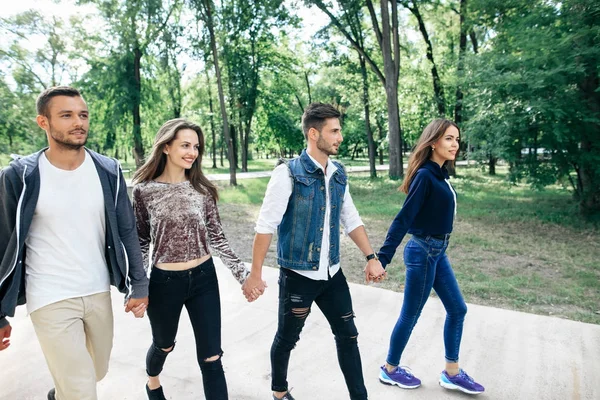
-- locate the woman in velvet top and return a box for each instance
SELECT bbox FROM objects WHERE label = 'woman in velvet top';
[132,119,262,400]
[376,119,485,395]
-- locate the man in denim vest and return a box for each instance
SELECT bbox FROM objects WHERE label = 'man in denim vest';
[243,103,386,400]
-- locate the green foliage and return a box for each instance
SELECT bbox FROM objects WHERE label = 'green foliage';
[465,0,600,215]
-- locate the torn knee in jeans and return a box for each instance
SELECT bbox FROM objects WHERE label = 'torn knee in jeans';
[200,352,224,372]
[203,354,221,363]
[341,311,355,322]
[201,351,224,365]
[154,341,176,354]
[146,342,176,377]
[292,307,310,319]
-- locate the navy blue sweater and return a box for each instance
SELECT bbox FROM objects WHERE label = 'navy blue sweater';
[377,160,457,268]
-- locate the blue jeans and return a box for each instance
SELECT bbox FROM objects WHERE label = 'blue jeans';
[386,236,467,366]
[271,268,368,400]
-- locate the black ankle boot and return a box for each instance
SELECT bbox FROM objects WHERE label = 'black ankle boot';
[146,384,167,400]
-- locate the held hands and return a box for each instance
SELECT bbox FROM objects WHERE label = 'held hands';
[125,297,148,318]
[242,273,268,302]
[364,259,387,284]
[0,324,11,351]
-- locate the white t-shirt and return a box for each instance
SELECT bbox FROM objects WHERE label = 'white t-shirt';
[25,151,110,313]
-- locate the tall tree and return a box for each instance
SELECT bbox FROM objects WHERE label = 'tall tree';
[466,0,600,216]
[83,0,178,167]
[309,0,404,177]
[400,1,446,117]
[190,0,237,185]
[221,0,293,172]
[454,0,468,125]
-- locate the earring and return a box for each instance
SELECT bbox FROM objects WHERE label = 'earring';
[431,146,435,150]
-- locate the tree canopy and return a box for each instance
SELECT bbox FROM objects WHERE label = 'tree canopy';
[1,0,598,217]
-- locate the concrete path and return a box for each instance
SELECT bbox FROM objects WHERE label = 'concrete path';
[1,259,599,400]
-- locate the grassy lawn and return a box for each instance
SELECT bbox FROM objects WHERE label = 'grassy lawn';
[216,166,600,325]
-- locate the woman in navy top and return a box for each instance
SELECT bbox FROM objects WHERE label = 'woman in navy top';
[376,119,485,395]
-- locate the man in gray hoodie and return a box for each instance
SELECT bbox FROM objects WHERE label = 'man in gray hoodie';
[0,86,149,400]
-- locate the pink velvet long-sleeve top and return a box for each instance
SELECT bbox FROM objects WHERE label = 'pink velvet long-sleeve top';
[132,180,249,284]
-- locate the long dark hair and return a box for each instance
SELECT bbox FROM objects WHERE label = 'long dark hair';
[400,119,460,194]
[133,118,218,200]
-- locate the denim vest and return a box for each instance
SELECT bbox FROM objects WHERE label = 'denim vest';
[276,150,347,271]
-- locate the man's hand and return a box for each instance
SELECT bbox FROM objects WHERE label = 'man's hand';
[0,324,12,351]
[242,273,267,302]
[125,297,148,318]
[364,259,387,283]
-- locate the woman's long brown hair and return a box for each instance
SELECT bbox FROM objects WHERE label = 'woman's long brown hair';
[399,119,460,194]
[132,118,219,200]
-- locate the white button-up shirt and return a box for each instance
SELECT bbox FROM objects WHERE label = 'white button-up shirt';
[255,154,363,280]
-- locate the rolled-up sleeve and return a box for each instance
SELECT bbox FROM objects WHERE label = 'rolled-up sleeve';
[340,183,363,235]
[254,164,293,234]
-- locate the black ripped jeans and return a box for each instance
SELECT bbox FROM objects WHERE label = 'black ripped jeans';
[271,268,368,400]
[146,258,227,400]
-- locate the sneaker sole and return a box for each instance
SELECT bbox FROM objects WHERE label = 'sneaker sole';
[379,374,420,389]
[439,379,483,395]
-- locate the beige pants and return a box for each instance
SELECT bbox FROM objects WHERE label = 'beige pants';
[30,292,114,400]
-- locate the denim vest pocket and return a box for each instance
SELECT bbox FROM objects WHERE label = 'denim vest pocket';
[294,176,317,200]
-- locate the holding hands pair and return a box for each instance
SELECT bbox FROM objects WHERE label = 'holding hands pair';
[364,258,387,284]
[125,297,149,318]
[242,273,268,302]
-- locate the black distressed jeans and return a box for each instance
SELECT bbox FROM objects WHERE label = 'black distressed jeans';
[270,268,368,400]
[146,258,227,400]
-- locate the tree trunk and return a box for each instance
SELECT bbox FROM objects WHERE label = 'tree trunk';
[231,124,238,170]
[407,1,445,116]
[454,0,467,125]
[312,0,403,177]
[243,121,251,172]
[351,142,360,160]
[205,68,218,169]
[220,141,224,167]
[377,118,385,165]
[204,0,236,185]
[237,113,245,172]
[132,45,145,167]
[489,154,496,175]
[305,71,312,105]
[469,29,479,54]
[379,0,403,178]
[359,56,377,178]
[578,62,600,214]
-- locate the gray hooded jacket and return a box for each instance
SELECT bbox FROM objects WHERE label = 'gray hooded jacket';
[0,148,149,329]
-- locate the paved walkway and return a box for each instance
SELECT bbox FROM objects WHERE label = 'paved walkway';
[1,259,599,400]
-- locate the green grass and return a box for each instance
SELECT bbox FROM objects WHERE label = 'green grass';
[217,177,271,205]
[216,165,600,325]
[0,154,11,168]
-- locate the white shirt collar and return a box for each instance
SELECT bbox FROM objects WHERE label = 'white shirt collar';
[306,152,337,178]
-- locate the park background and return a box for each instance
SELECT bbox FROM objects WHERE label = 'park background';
[1,0,598,324]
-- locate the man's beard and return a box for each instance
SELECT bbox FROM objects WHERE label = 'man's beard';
[49,128,88,150]
[317,135,338,156]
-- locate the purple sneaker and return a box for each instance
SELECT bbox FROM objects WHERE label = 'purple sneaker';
[439,369,485,394]
[379,365,421,389]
